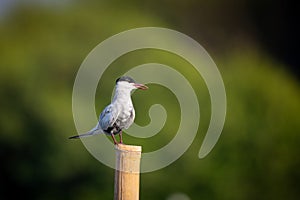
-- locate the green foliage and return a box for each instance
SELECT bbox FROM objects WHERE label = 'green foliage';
[1,2,299,200]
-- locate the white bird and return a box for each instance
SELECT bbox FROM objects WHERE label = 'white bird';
[69,76,148,145]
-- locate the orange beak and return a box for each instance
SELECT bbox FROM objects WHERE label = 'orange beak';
[133,83,148,90]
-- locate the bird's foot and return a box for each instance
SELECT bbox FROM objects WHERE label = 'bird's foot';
[119,131,123,144]
[111,134,119,145]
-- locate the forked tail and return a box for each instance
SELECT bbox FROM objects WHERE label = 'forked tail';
[68,127,102,139]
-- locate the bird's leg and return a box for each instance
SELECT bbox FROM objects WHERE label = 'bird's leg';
[119,131,123,144]
[111,134,118,145]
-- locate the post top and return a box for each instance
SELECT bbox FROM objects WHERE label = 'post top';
[115,144,142,152]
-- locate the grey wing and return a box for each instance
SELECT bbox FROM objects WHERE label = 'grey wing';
[99,104,119,131]
[124,107,135,129]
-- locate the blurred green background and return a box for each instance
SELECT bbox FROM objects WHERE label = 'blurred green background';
[0,0,299,199]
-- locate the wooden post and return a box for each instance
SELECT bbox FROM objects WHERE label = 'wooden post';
[114,144,142,200]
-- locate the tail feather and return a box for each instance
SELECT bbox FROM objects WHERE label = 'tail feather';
[68,132,92,139]
[68,127,102,139]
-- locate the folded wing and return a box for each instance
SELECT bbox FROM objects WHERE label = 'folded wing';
[99,104,119,131]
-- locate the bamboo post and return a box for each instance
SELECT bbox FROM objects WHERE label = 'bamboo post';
[114,144,142,200]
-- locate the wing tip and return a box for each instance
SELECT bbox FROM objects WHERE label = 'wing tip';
[68,135,80,139]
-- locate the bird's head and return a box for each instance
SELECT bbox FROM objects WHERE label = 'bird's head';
[116,76,148,91]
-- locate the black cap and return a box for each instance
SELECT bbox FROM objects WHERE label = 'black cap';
[116,76,136,84]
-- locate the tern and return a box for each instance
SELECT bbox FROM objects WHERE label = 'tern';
[69,76,148,145]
